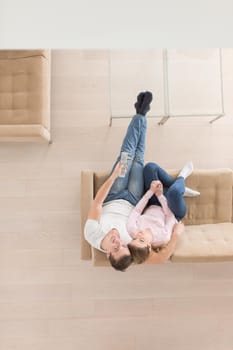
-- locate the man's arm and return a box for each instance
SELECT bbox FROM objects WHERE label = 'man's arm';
[87,162,122,221]
[145,222,184,264]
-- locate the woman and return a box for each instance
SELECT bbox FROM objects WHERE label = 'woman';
[126,161,199,264]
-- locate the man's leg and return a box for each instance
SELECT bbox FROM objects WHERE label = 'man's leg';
[105,92,152,204]
[125,120,147,206]
[105,114,147,203]
[125,92,153,205]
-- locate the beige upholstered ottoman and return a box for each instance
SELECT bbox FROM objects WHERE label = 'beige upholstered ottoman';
[80,168,233,266]
[0,50,51,142]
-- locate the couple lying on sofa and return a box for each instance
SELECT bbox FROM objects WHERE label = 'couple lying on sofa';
[84,91,200,271]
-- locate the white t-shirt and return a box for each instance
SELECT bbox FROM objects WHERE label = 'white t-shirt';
[84,199,134,252]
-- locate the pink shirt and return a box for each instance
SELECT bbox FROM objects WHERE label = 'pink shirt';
[126,189,177,245]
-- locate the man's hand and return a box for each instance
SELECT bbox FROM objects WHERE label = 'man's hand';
[111,162,125,180]
[88,162,124,221]
[150,180,163,196]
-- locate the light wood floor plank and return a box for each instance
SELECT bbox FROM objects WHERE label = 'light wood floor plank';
[0,49,233,349]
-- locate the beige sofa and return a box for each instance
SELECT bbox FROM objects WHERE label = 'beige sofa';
[0,50,51,142]
[80,168,233,266]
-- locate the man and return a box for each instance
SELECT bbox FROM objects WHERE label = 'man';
[84,91,153,271]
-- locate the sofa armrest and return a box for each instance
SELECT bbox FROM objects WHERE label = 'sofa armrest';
[0,125,50,142]
[80,171,94,260]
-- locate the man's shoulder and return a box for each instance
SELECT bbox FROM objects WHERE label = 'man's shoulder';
[84,219,105,252]
[84,219,100,235]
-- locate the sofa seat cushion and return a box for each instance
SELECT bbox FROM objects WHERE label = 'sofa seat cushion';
[172,223,233,262]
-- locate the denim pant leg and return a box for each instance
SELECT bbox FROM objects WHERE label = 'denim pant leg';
[105,114,147,204]
[166,177,186,220]
[126,116,146,205]
[126,158,144,206]
[143,163,186,219]
[143,162,176,206]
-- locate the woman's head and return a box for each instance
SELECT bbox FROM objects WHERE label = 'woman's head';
[128,242,151,264]
[127,230,152,264]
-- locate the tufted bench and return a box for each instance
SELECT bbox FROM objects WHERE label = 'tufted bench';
[0,50,51,142]
[80,168,233,266]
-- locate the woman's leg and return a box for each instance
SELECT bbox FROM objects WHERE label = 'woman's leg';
[166,177,186,220]
[143,162,175,189]
[143,162,186,218]
[143,162,176,206]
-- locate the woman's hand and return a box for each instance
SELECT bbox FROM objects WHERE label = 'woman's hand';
[150,180,163,196]
[172,221,185,236]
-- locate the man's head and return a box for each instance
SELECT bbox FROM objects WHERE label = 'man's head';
[109,252,133,271]
[101,228,133,271]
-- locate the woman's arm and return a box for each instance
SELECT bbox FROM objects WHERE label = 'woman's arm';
[87,163,122,221]
[153,181,177,234]
[145,222,184,264]
[157,194,177,234]
[152,181,172,217]
[134,189,154,214]
[126,189,154,236]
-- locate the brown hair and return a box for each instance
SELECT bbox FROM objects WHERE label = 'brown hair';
[109,253,133,272]
[128,243,150,264]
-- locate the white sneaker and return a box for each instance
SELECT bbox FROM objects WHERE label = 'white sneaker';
[178,161,193,179]
[183,187,200,197]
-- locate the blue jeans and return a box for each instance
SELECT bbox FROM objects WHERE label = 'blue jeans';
[143,162,186,220]
[104,114,147,206]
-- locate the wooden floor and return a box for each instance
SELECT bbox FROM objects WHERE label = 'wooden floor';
[0,49,233,350]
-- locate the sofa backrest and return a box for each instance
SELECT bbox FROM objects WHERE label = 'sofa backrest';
[182,169,232,225]
[93,169,233,224]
